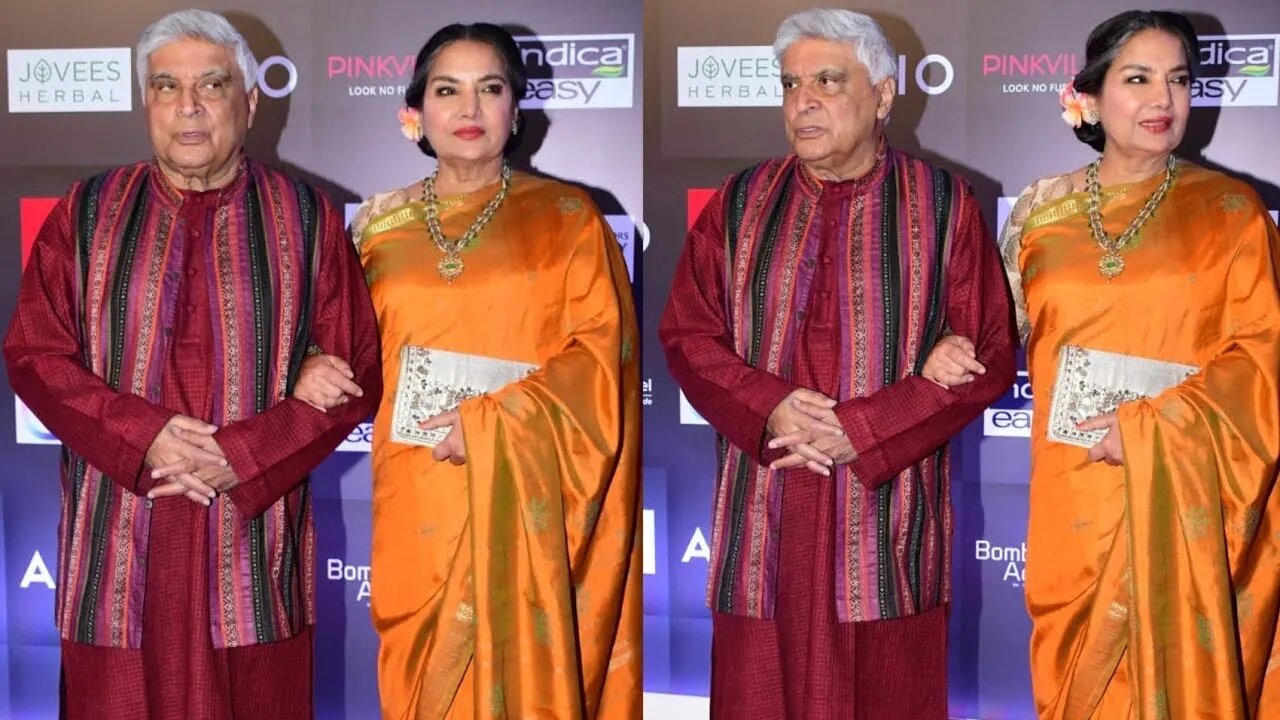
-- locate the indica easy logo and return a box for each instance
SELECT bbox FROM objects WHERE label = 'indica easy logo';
[983,371,1032,439]
[515,34,635,109]
[1193,35,1280,107]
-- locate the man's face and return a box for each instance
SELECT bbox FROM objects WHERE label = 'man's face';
[781,37,894,178]
[145,37,257,182]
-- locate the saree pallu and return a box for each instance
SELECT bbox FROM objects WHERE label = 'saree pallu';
[1004,163,1280,719]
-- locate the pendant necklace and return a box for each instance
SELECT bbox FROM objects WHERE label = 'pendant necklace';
[422,162,512,282]
[1085,154,1177,279]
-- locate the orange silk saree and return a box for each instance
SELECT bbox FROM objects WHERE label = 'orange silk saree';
[356,173,641,720]
[1003,163,1280,719]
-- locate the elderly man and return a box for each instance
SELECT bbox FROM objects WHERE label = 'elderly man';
[658,8,1016,718]
[3,9,380,719]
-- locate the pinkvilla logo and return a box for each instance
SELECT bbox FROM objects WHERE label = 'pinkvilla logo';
[981,52,1079,95]
[326,54,412,98]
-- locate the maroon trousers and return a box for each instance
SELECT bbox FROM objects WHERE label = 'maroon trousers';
[59,494,313,720]
[710,472,949,719]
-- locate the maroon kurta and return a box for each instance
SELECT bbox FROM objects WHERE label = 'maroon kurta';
[660,151,1016,718]
[6,166,381,719]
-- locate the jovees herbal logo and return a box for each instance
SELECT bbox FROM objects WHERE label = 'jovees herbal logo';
[8,48,132,113]
[677,46,953,107]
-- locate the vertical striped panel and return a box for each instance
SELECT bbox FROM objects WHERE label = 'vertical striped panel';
[706,150,973,623]
[58,160,323,649]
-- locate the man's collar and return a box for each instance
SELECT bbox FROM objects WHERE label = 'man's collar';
[148,154,250,207]
[793,139,891,198]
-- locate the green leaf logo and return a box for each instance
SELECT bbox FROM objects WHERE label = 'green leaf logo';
[1240,64,1270,77]
[592,65,624,78]
[33,60,53,84]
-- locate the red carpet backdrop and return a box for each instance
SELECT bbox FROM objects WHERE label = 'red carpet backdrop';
[640,1,1280,718]
[0,1,640,717]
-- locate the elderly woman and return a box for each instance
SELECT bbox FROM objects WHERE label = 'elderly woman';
[927,10,1280,719]
[658,8,1015,720]
[296,22,641,720]
[4,7,381,720]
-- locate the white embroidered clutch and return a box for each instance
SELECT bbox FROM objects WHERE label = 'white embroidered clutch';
[1047,345,1199,448]
[390,345,538,447]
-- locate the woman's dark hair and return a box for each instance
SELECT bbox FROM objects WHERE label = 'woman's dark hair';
[1071,10,1199,152]
[404,23,527,158]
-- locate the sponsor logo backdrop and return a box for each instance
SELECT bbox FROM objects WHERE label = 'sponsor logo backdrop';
[0,0,640,717]
[642,1,1280,718]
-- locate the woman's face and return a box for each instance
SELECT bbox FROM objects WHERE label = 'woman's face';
[1091,29,1192,161]
[419,40,515,166]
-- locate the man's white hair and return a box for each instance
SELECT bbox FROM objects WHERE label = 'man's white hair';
[773,8,897,84]
[136,9,258,98]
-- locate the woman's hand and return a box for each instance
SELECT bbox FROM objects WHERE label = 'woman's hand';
[1078,412,1124,466]
[420,409,467,465]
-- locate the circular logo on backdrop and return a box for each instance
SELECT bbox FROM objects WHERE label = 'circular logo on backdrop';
[913,53,954,95]
[257,55,297,99]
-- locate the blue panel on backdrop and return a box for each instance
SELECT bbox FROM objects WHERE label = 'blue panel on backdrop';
[978,352,1033,449]
[966,351,1033,488]
[4,484,60,650]
[644,613,712,698]
[0,496,12,720]
[0,494,10,648]
[312,497,378,720]
[642,466,670,618]
[665,617,712,697]
[948,480,1034,719]
[642,463,717,698]
[7,644,56,720]
[666,476,715,621]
